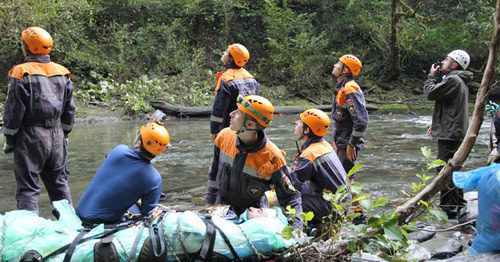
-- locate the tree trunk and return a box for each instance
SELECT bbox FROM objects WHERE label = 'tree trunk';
[150,98,379,117]
[389,0,402,80]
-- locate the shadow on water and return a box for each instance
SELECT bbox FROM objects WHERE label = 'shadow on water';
[0,114,492,218]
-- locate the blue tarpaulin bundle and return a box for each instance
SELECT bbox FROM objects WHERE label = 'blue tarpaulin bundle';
[453,163,500,254]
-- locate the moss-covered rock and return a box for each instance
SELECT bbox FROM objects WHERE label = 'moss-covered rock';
[411,105,434,115]
[377,104,410,114]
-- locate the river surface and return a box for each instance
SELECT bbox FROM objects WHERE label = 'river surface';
[0,114,492,218]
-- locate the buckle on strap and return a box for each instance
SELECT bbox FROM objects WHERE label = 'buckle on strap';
[199,214,216,261]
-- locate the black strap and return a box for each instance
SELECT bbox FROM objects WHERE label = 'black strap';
[44,225,125,261]
[63,228,91,262]
[199,215,217,261]
[126,224,146,262]
[205,219,241,262]
[199,214,241,262]
[149,218,166,257]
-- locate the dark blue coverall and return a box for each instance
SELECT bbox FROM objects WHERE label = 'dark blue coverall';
[210,65,259,135]
[3,54,75,211]
[290,137,350,224]
[205,128,303,229]
[331,76,368,176]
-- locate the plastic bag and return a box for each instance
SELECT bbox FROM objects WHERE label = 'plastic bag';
[453,164,500,254]
[453,163,500,191]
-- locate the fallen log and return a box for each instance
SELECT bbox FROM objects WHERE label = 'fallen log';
[150,98,378,118]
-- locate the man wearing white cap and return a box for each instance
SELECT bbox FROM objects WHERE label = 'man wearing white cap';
[424,49,473,219]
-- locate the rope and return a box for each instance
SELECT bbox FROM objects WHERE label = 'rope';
[236,224,267,261]
[165,234,181,262]
[418,219,477,233]
[176,215,191,261]
[17,225,48,261]
[115,236,129,257]
[0,218,6,258]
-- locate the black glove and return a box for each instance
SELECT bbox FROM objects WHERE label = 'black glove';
[3,135,15,154]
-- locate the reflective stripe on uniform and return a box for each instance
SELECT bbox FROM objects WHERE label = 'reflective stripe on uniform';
[219,151,271,181]
[312,153,336,168]
[210,115,224,123]
[23,74,69,85]
[3,127,18,136]
[220,151,234,166]
[227,78,258,96]
[62,123,73,132]
[227,78,256,87]
[352,130,365,137]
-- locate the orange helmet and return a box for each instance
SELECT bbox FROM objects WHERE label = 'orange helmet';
[339,54,362,76]
[300,109,330,137]
[237,95,274,127]
[22,27,53,55]
[228,43,250,67]
[140,122,170,156]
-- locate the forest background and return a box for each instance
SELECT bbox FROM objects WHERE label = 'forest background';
[0,0,497,115]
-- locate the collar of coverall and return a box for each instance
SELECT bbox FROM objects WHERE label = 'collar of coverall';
[300,136,324,152]
[24,54,50,63]
[236,130,267,153]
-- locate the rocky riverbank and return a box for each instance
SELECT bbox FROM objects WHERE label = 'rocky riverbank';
[345,191,497,261]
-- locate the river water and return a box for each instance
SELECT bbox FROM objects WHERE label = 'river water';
[0,114,492,218]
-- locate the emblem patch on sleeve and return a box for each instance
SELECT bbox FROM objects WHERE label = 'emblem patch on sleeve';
[347,99,355,114]
[281,174,297,194]
[335,109,343,119]
[247,185,263,197]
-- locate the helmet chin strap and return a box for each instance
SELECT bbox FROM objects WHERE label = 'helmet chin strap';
[236,125,247,134]
[236,115,260,134]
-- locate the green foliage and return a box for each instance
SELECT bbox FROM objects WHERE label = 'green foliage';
[281,205,312,240]
[313,146,453,259]
[401,147,449,225]
[320,163,416,258]
[403,146,445,197]
[0,0,495,113]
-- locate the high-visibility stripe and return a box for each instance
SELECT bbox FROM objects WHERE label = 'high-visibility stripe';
[219,151,271,181]
[3,128,18,136]
[211,116,224,123]
[313,153,336,168]
[62,123,73,132]
[352,131,365,137]
[22,74,69,85]
[227,78,256,87]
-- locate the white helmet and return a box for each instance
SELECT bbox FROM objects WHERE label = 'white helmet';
[447,50,470,70]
